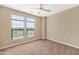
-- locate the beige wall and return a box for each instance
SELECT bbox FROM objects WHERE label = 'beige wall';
[47,6,79,48]
[42,17,47,39]
[0,6,42,49]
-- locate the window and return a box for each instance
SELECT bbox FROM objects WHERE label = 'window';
[26,18,35,38]
[11,15,25,40]
[11,14,36,40]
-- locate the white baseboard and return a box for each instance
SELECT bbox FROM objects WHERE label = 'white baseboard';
[0,39,39,49]
[47,38,79,49]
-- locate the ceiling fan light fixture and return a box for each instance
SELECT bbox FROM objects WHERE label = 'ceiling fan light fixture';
[32,4,51,13]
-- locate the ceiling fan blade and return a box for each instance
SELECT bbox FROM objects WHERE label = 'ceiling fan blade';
[31,4,51,12]
[43,9,51,12]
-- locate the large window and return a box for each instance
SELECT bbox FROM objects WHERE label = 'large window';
[26,18,35,38]
[11,14,36,40]
[11,15,25,40]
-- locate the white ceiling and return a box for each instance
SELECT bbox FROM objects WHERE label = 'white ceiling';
[1,4,79,17]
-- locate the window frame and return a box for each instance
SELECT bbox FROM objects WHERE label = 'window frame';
[11,15,25,40]
[26,18,36,38]
[11,14,36,40]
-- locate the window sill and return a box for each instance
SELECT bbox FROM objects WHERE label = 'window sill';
[12,36,24,40]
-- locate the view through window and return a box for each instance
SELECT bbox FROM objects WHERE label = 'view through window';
[11,14,35,40]
[26,18,35,38]
[11,15,25,40]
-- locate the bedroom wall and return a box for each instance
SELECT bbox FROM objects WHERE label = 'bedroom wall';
[42,17,47,39]
[47,6,79,48]
[0,6,42,49]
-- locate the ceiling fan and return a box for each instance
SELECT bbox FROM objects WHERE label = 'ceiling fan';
[32,4,51,12]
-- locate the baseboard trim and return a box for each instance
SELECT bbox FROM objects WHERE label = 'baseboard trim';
[47,38,79,49]
[0,39,40,50]
[1,38,79,50]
